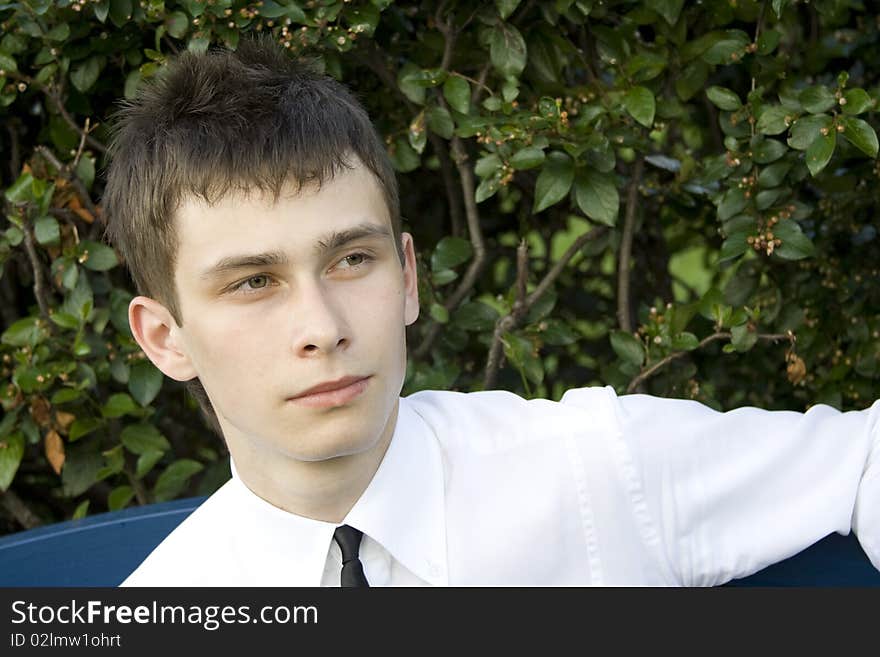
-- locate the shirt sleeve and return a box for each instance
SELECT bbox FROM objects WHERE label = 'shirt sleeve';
[604,389,880,586]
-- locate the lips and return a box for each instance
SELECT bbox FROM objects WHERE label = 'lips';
[287,375,372,408]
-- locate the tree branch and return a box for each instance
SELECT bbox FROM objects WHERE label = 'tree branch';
[626,331,793,393]
[617,156,644,333]
[483,240,531,389]
[0,489,43,530]
[35,145,99,220]
[21,216,52,321]
[5,70,107,155]
[414,134,489,359]
[482,225,608,389]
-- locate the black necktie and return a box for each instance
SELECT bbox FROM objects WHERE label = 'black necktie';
[333,525,370,587]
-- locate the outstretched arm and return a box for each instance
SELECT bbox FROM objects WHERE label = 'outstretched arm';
[566,387,879,586]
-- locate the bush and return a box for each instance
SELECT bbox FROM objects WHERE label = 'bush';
[1,0,878,534]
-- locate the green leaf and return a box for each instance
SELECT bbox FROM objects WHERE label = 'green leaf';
[671,332,699,351]
[495,0,520,19]
[757,29,781,55]
[187,35,210,55]
[0,49,18,73]
[453,301,499,331]
[646,0,684,25]
[128,361,163,406]
[753,139,787,164]
[475,175,501,203]
[2,316,48,347]
[574,170,619,226]
[397,63,426,104]
[429,302,449,324]
[840,116,879,158]
[136,449,164,478]
[70,57,101,93]
[431,237,473,271]
[78,240,118,271]
[805,130,836,176]
[772,0,790,18]
[389,137,420,173]
[61,443,102,497]
[166,10,189,39]
[475,154,502,179]
[34,215,60,245]
[153,459,204,502]
[799,85,836,114]
[121,422,170,455]
[706,86,741,111]
[533,152,574,213]
[408,111,426,154]
[842,88,873,115]
[510,146,546,170]
[718,188,748,221]
[489,23,527,78]
[623,86,656,128]
[5,171,34,203]
[109,0,133,27]
[701,32,750,65]
[101,444,125,476]
[610,330,645,367]
[758,161,792,188]
[675,61,708,101]
[756,188,785,210]
[730,323,758,352]
[719,232,749,262]
[94,0,110,22]
[124,69,142,100]
[50,311,80,330]
[102,393,138,418]
[69,416,101,442]
[72,500,90,520]
[75,154,96,191]
[788,114,832,150]
[538,319,579,346]
[46,23,70,42]
[108,485,134,511]
[52,388,82,404]
[0,431,24,491]
[774,220,815,260]
[442,76,470,114]
[502,332,543,385]
[426,105,454,139]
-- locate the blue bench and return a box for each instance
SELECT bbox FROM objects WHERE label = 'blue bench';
[0,497,877,586]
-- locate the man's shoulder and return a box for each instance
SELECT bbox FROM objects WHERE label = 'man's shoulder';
[120,479,240,587]
[401,385,619,454]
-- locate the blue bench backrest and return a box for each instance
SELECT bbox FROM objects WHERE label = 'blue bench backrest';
[0,497,877,586]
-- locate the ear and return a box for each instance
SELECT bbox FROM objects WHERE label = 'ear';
[400,232,420,326]
[128,296,198,382]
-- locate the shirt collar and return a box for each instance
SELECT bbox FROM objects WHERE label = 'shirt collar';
[227,396,447,586]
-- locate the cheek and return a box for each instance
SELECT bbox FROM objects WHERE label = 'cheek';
[344,275,408,331]
[185,311,273,381]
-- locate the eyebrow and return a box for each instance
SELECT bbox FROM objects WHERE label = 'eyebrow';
[199,222,393,280]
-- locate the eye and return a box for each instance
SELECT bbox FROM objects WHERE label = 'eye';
[229,274,274,294]
[336,252,373,270]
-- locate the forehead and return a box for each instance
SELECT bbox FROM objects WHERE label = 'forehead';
[172,162,392,266]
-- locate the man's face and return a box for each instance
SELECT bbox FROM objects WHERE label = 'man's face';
[167,161,419,464]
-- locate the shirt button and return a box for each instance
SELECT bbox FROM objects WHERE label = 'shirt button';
[427,562,442,577]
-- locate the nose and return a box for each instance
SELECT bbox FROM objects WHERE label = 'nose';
[291,279,350,357]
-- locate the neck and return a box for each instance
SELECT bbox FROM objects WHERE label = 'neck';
[222,400,399,523]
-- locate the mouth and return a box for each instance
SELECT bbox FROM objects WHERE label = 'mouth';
[287,376,372,409]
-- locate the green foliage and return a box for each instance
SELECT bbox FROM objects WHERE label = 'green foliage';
[1,0,879,534]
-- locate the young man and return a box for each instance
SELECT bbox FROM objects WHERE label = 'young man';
[104,37,879,586]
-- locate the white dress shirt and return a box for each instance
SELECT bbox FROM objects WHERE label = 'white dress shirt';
[122,386,880,587]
